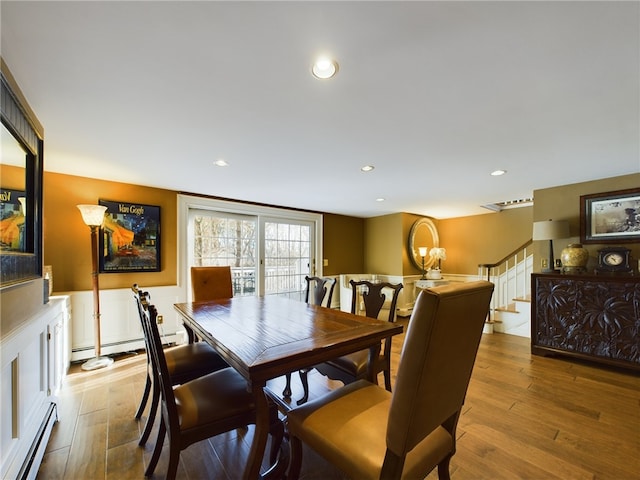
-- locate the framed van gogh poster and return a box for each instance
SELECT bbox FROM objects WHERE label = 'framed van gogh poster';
[0,188,26,252]
[99,199,161,273]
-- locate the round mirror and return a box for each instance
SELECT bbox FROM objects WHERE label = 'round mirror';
[408,217,439,271]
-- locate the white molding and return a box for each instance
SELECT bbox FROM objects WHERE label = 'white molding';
[56,285,185,361]
[0,297,67,479]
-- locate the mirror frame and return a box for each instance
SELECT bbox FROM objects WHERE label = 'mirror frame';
[1,60,44,287]
[408,217,439,271]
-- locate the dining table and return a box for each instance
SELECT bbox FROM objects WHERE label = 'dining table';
[173,294,403,480]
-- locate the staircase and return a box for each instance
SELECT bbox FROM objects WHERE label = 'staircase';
[494,295,531,337]
[478,240,533,338]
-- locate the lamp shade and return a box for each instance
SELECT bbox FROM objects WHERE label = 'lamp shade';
[532,220,569,240]
[418,247,428,257]
[77,204,107,227]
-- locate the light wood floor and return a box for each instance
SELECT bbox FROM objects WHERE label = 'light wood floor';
[38,322,639,479]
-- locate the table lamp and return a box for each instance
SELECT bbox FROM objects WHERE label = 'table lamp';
[532,219,569,273]
[418,247,428,279]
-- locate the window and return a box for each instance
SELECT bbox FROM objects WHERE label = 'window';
[190,210,257,296]
[263,219,311,300]
[179,195,323,300]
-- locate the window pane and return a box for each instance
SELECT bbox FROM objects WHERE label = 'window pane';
[191,213,257,296]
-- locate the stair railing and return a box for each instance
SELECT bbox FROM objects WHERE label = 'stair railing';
[478,239,533,323]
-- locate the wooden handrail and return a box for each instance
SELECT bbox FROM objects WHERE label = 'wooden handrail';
[477,239,533,270]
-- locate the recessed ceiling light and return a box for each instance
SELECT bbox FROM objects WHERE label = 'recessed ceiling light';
[490,169,507,176]
[214,159,229,167]
[376,198,385,202]
[361,165,375,172]
[312,57,339,79]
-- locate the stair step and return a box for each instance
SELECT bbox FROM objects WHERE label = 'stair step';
[495,303,519,313]
[513,294,531,303]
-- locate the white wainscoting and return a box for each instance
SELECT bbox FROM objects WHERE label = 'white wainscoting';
[339,273,478,318]
[58,285,185,362]
[0,296,69,480]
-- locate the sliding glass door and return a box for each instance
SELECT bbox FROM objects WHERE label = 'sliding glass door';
[180,195,322,300]
[189,210,257,296]
[262,218,312,301]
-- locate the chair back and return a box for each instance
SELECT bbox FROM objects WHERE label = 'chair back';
[386,281,494,460]
[304,276,336,307]
[139,297,182,439]
[191,266,233,301]
[349,280,403,323]
[132,284,153,357]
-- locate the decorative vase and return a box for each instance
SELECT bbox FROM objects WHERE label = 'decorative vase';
[560,243,589,274]
[426,269,442,280]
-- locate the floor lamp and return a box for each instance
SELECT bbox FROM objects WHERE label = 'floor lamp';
[77,204,114,371]
[532,219,569,273]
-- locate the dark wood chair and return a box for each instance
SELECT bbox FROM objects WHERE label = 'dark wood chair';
[131,285,228,447]
[282,276,337,405]
[314,279,403,391]
[286,281,495,480]
[139,295,285,479]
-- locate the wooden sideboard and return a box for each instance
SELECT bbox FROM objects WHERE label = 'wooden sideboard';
[531,273,639,371]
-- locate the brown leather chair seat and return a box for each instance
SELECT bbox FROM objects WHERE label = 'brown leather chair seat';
[164,341,228,378]
[175,368,265,430]
[323,350,370,378]
[287,380,454,479]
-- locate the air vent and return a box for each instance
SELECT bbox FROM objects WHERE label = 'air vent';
[481,197,533,212]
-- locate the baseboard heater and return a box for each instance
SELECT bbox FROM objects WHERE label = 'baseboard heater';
[72,332,177,353]
[17,402,57,480]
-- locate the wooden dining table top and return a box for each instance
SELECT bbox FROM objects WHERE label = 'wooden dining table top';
[173,295,404,388]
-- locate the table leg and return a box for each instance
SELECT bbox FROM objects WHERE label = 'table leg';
[244,386,270,480]
[183,321,196,343]
[366,342,382,383]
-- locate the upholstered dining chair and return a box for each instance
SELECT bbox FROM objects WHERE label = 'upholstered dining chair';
[190,265,233,301]
[314,279,403,391]
[286,281,494,480]
[187,266,234,343]
[131,285,228,447]
[282,276,337,405]
[140,296,285,479]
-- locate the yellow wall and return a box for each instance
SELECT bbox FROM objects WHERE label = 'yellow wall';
[44,172,178,292]
[439,207,533,274]
[364,214,404,274]
[1,164,24,190]
[43,171,366,291]
[532,173,640,272]
[364,209,534,277]
[42,170,640,294]
[322,214,364,275]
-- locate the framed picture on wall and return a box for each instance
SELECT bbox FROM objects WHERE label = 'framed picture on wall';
[99,199,161,273]
[0,188,26,252]
[580,187,640,244]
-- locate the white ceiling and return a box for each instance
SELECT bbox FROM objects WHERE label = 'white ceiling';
[1,1,638,219]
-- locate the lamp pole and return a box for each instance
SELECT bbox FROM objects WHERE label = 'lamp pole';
[78,204,113,371]
[418,247,427,279]
[89,224,102,357]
